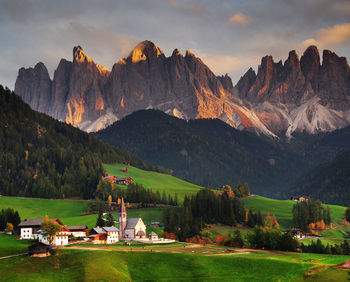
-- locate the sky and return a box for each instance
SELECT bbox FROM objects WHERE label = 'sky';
[0,0,350,89]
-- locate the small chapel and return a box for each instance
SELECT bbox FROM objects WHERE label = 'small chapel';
[119,198,147,240]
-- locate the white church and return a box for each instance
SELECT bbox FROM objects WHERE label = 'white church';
[119,198,147,240]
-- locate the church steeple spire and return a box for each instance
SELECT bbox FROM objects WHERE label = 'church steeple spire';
[119,198,127,238]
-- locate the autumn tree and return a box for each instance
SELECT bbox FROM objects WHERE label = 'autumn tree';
[41,215,61,244]
[5,222,14,233]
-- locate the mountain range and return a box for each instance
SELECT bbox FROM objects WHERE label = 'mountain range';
[14,41,350,137]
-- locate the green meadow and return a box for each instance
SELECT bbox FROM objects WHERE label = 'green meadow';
[0,247,349,281]
[0,196,164,228]
[104,163,203,203]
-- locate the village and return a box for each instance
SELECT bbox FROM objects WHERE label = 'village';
[20,198,174,257]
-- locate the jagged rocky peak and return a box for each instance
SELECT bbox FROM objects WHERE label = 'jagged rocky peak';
[172,48,182,56]
[185,50,196,57]
[73,45,93,64]
[128,40,164,63]
[285,50,299,67]
[300,45,320,81]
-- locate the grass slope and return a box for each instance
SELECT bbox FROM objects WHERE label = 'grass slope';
[0,196,164,228]
[243,195,350,243]
[0,248,349,281]
[0,196,89,219]
[104,163,203,202]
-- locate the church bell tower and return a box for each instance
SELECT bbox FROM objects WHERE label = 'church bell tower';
[119,198,127,238]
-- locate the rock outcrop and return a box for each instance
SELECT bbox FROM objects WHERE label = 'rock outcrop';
[14,41,350,137]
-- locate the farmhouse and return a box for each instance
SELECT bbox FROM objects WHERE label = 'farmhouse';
[150,221,160,227]
[119,198,147,240]
[291,196,309,202]
[28,242,51,257]
[115,177,133,185]
[88,226,119,244]
[18,218,63,240]
[66,225,88,238]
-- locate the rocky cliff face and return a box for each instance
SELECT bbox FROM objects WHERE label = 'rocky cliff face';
[14,41,350,137]
[237,45,350,136]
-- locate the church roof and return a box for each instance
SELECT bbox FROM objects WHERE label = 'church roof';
[125,218,142,229]
[136,230,146,236]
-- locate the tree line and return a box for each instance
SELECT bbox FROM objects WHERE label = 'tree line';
[163,188,263,241]
[292,199,331,232]
[0,208,21,231]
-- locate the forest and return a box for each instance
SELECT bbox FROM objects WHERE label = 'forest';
[0,86,161,199]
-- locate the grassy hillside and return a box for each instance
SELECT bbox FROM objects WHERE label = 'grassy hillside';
[104,163,203,202]
[0,196,89,219]
[0,247,349,281]
[0,196,164,228]
[243,195,350,244]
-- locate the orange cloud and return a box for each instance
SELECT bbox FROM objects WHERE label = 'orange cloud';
[192,50,257,75]
[228,13,251,27]
[300,22,350,49]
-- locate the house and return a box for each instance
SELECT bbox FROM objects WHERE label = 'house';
[88,226,119,244]
[150,221,160,227]
[290,228,304,239]
[115,177,133,185]
[148,231,159,241]
[119,198,147,240]
[103,175,117,182]
[66,225,88,238]
[34,226,70,246]
[18,218,63,240]
[52,226,70,246]
[291,196,309,202]
[28,242,51,257]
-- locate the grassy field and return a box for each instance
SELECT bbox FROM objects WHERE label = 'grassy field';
[0,247,349,281]
[0,196,89,219]
[242,195,350,244]
[0,234,33,257]
[104,163,203,203]
[0,196,164,229]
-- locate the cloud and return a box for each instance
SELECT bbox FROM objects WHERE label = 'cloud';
[300,22,350,49]
[169,0,206,14]
[192,50,256,75]
[228,13,251,27]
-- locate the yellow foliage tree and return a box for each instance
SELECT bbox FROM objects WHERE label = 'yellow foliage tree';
[108,195,112,208]
[117,198,121,205]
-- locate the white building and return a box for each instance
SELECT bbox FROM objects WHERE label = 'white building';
[18,218,62,240]
[18,218,69,246]
[66,225,88,238]
[119,198,147,240]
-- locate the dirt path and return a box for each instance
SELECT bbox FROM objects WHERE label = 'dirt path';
[0,253,27,260]
[333,260,350,269]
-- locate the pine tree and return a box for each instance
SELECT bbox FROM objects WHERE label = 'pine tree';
[106,212,114,227]
[96,211,105,227]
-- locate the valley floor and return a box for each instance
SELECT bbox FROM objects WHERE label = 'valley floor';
[1,234,350,281]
